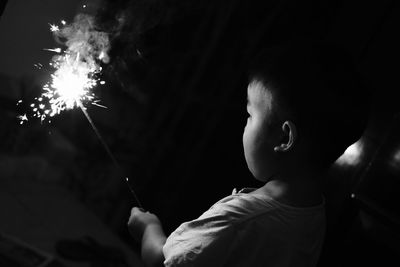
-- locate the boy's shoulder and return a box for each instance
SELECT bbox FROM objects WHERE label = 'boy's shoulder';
[203,189,324,225]
[164,189,326,266]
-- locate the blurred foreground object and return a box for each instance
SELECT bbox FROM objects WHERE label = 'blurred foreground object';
[0,0,7,19]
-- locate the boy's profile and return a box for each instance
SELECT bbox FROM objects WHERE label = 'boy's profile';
[127,39,370,267]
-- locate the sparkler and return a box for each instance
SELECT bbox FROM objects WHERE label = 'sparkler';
[78,101,143,208]
[19,15,143,208]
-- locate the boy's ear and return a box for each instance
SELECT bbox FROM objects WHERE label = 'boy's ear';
[274,121,297,152]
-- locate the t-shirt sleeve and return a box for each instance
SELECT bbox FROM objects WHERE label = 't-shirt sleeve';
[163,208,237,267]
[163,193,326,267]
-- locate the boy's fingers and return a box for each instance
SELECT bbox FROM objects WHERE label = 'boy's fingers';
[131,207,147,213]
[130,207,146,217]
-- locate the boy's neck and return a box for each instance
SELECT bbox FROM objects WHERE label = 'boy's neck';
[255,172,323,208]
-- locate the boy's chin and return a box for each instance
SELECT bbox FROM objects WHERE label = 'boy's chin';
[252,172,271,183]
[253,168,278,183]
[248,163,273,182]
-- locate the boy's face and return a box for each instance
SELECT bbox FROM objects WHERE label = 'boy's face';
[243,79,278,182]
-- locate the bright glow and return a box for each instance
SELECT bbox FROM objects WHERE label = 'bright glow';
[388,148,400,169]
[31,51,99,120]
[19,15,110,123]
[335,140,363,166]
[29,50,99,121]
[394,150,400,162]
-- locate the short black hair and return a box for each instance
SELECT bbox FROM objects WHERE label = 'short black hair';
[248,39,371,167]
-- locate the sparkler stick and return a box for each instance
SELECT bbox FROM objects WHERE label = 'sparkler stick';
[77,101,144,208]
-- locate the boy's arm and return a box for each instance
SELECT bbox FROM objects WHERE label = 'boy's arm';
[128,207,166,267]
[141,221,166,267]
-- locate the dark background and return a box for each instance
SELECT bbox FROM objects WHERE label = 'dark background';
[1,0,400,266]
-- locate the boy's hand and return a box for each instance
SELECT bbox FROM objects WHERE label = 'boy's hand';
[128,207,166,266]
[128,207,162,242]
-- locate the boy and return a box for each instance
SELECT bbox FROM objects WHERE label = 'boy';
[127,40,369,267]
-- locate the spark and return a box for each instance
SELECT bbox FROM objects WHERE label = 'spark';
[49,24,59,32]
[98,51,105,61]
[34,63,44,69]
[92,102,107,109]
[44,48,62,53]
[61,20,66,25]
[18,114,28,124]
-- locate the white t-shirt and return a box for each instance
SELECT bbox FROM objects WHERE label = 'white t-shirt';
[163,189,325,267]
